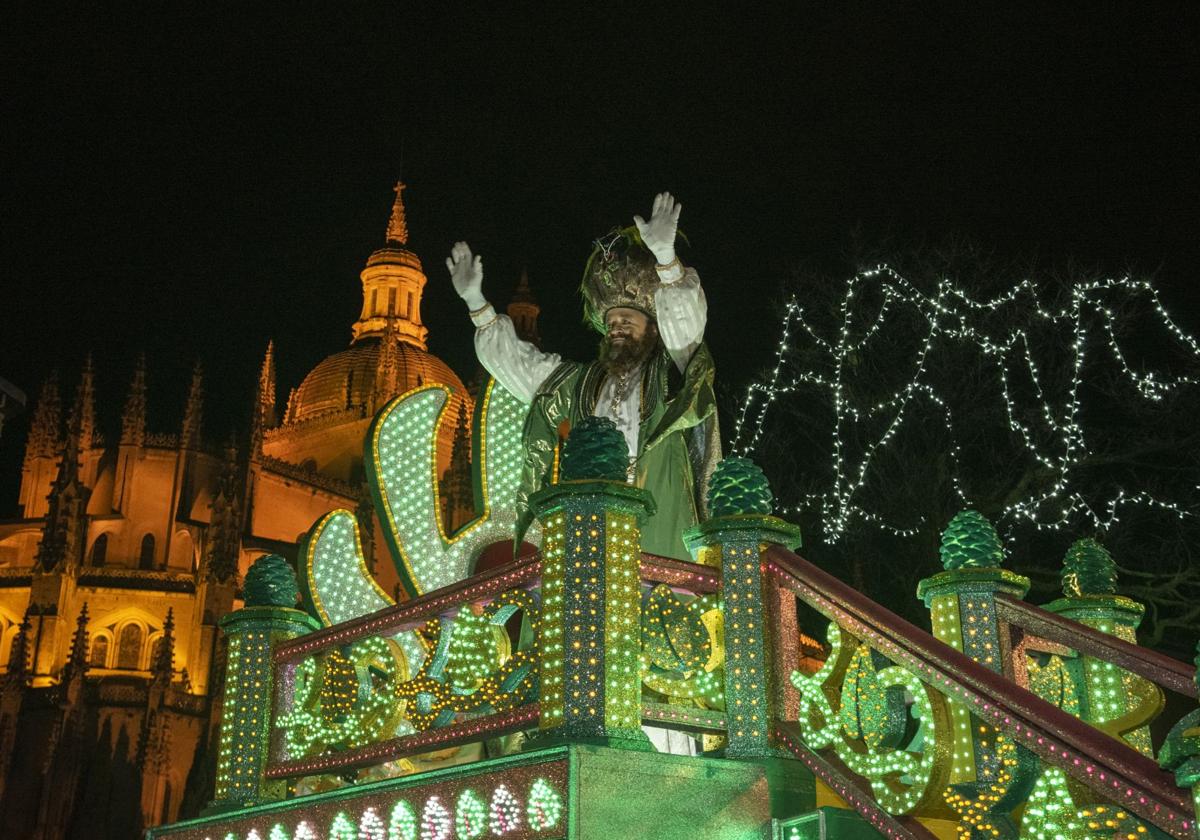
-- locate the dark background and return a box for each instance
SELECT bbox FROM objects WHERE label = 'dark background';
[2,4,1198,512]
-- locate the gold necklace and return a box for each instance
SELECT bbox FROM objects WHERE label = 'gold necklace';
[610,368,635,417]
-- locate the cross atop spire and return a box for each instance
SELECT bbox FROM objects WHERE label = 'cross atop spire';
[385,181,409,245]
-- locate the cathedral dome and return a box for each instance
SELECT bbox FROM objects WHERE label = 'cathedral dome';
[287,337,467,424]
[264,182,473,486]
[365,245,422,271]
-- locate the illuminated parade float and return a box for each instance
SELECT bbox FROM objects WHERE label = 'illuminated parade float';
[135,372,1200,840]
[147,192,1200,840]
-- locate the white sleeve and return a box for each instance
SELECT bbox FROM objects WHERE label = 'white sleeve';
[654,266,707,372]
[471,304,562,404]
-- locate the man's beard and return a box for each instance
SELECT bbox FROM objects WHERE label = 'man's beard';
[600,329,659,375]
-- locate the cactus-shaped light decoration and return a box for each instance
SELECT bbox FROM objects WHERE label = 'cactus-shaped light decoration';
[559,415,628,481]
[706,456,774,517]
[1061,538,1118,597]
[939,510,1004,570]
[244,554,299,607]
[299,379,532,676]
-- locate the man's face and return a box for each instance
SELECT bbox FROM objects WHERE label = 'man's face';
[605,307,650,346]
[601,307,658,373]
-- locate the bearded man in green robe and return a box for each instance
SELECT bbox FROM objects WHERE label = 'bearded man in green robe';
[447,192,719,561]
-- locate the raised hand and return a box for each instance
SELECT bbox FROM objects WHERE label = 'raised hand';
[446,241,486,311]
[633,192,683,265]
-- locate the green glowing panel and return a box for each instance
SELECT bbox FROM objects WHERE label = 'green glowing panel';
[369,380,533,596]
[299,509,426,673]
[298,379,529,678]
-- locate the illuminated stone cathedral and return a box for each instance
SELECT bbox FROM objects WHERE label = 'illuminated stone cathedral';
[0,183,538,838]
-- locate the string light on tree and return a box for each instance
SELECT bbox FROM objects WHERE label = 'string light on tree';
[732,267,1200,539]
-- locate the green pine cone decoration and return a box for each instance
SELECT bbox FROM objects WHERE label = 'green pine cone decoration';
[560,415,628,482]
[243,553,299,607]
[939,510,1004,570]
[1061,538,1118,597]
[707,456,774,517]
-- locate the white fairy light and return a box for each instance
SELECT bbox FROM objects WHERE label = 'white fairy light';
[732,267,1199,540]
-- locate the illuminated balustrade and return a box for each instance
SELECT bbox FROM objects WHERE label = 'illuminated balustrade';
[265,554,543,779]
[528,478,653,749]
[684,513,802,759]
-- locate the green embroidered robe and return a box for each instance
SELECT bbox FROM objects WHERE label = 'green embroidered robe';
[516,343,719,560]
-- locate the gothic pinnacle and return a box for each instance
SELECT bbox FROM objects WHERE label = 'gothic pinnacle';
[385,180,409,245]
[66,603,91,675]
[24,371,62,467]
[121,355,147,447]
[181,361,204,448]
[154,608,175,678]
[257,340,277,427]
[70,354,96,450]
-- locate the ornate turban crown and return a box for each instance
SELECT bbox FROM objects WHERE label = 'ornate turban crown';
[579,225,687,334]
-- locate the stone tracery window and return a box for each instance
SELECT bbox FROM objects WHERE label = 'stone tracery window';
[89,634,109,667]
[116,623,143,669]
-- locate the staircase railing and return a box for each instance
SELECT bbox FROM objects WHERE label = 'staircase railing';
[765,543,1197,840]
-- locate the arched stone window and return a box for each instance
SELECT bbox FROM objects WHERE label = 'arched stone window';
[116,623,143,669]
[89,634,110,667]
[139,534,156,570]
[90,533,108,567]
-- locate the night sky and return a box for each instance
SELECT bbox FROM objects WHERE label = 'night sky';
[2,5,1198,510]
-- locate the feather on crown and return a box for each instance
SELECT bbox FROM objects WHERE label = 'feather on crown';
[579,225,687,334]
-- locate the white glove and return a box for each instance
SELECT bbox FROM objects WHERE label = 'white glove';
[446,241,487,311]
[633,192,683,265]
